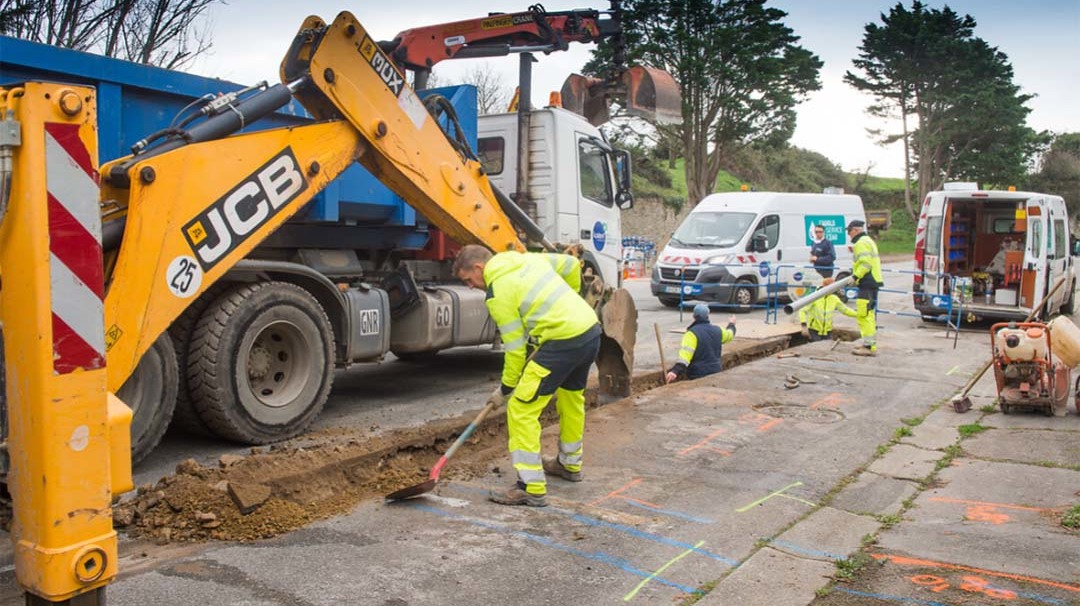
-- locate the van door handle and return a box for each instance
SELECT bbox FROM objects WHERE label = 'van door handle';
[581,230,591,239]
[777,250,783,261]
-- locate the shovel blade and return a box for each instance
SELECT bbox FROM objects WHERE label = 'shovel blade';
[385,478,437,501]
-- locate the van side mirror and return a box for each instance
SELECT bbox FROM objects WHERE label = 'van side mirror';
[748,233,768,253]
[1073,239,1080,256]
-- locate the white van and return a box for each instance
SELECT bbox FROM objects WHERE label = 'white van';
[651,191,866,308]
[913,184,1076,320]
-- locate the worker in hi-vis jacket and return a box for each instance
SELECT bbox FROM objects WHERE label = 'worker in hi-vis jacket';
[666,304,736,383]
[847,219,884,356]
[453,244,600,508]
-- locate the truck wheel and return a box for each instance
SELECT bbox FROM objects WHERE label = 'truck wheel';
[658,296,681,308]
[731,278,757,312]
[167,283,228,436]
[187,282,334,444]
[118,333,179,466]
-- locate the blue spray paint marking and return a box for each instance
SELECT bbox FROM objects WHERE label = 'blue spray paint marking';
[619,499,715,524]
[549,508,738,566]
[768,539,844,561]
[833,587,950,606]
[412,504,703,596]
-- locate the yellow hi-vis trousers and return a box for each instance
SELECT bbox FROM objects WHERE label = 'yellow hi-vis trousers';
[856,295,877,351]
[506,327,599,496]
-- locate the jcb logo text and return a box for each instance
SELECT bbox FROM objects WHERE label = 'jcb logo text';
[183,148,307,270]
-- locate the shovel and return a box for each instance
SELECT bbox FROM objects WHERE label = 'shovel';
[385,397,500,501]
[950,276,1066,412]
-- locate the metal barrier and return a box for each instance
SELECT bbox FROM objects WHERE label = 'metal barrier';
[662,261,963,345]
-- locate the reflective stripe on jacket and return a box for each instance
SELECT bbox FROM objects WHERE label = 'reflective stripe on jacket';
[543,253,582,292]
[671,320,735,380]
[852,232,883,288]
[484,251,599,389]
[798,294,857,335]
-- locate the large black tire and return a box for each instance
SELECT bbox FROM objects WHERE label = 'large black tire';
[167,282,228,436]
[731,278,757,312]
[186,282,335,444]
[658,296,681,308]
[119,333,179,466]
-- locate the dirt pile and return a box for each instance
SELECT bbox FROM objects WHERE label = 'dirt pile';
[113,419,505,544]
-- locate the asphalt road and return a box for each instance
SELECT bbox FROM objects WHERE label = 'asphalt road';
[3,260,1077,605]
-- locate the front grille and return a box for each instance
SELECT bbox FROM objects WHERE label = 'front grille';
[660,267,700,281]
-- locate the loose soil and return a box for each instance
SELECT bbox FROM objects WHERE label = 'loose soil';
[111,334,798,544]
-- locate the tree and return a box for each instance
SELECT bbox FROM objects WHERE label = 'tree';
[586,0,821,205]
[460,65,513,115]
[1029,133,1080,226]
[0,0,219,69]
[846,2,1043,210]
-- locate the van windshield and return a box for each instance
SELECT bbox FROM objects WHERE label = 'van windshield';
[670,212,756,248]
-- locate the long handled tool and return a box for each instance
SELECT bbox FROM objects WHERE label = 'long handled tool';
[385,397,500,501]
[655,323,669,382]
[950,276,1066,412]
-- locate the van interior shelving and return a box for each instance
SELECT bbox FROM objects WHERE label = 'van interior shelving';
[943,198,1025,306]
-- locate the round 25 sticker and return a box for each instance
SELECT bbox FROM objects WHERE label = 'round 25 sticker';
[166,255,203,298]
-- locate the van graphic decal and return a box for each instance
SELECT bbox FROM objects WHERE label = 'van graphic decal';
[805,215,846,246]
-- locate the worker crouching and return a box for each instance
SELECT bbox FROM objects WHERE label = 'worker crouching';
[454,244,601,507]
[799,278,857,341]
[666,304,736,383]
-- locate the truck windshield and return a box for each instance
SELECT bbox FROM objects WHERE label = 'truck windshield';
[670,212,755,248]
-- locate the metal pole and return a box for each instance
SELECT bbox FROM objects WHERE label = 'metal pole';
[515,53,537,222]
[784,276,856,315]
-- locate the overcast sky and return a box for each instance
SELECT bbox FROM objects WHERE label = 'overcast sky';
[188,1,1080,180]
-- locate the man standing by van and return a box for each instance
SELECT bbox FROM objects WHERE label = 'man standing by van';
[809,224,836,278]
[847,220,883,356]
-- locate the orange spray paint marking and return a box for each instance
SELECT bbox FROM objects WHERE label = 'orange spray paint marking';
[929,497,1052,525]
[755,418,783,433]
[910,575,950,593]
[929,497,1049,512]
[809,392,855,410]
[959,575,1017,600]
[873,553,1080,593]
[678,428,726,457]
[588,478,643,507]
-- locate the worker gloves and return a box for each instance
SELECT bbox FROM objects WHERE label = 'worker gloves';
[486,386,509,411]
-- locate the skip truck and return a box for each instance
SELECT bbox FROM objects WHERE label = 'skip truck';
[0,5,679,603]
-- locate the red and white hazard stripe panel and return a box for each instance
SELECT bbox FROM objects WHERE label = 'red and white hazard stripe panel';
[45,122,105,374]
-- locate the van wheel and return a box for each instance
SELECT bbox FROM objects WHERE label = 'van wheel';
[658,296,681,308]
[119,334,179,466]
[187,282,334,444]
[731,279,756,312]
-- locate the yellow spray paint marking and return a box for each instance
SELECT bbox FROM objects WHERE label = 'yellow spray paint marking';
[735,481,808,513]
[623,540,706,601]
[946,365,960,376]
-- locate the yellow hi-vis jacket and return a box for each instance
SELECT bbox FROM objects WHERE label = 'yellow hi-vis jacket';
[484,251,599,389]
[852,232,884,288]
[798,294,857,336]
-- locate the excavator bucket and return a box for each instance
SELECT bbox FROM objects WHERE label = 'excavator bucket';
[561,66,682,127]
[596,288,637,401]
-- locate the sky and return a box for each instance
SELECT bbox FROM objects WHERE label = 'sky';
[187,1,1080,180]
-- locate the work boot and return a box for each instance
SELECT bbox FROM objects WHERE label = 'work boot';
[488,482,547,507]
[543,456,583,482]
[852,346,877,357]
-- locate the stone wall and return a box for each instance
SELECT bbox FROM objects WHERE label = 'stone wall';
[620,195,692,255]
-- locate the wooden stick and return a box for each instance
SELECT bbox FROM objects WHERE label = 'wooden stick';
[654,323,669,376]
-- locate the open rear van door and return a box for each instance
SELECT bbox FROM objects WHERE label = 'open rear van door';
[1020,199,1047,311]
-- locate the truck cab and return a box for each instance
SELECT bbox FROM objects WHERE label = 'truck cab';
[478,107,632,286]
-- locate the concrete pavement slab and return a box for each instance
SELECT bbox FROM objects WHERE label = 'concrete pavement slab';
[982,409,1080,430]
[962,426,1080,467]
[830,474,920,517]
[901,423,960,451]
[866,444,943,482]
[107,570,277,606]
[702,547,834,606]
[878,459,1080,582]
[770,507,880,562]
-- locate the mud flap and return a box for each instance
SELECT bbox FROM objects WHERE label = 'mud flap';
[597,288,637,401]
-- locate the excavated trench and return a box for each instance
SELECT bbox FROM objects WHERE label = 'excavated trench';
[111,329,848,544]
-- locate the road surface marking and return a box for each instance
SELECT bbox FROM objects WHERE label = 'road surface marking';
[623,540,706,602]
